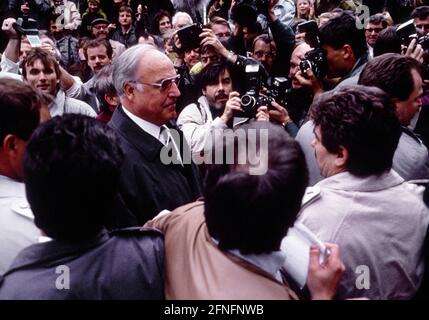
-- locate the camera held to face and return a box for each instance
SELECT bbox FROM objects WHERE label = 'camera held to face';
[299,47,328,80]
[240,64,291,118]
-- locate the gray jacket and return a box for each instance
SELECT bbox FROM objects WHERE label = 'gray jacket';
[298,170,429,299]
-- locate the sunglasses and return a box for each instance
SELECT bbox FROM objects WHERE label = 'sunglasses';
[365,28,383,33]
[131,74,181,92]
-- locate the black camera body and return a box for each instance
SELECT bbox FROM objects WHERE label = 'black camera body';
[240,64,291,117]
[299,47,328,80]
[13,17,41,47]
[176,23,203,52]
[13,17,38,36]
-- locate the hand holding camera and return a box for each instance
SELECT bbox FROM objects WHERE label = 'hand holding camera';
[221,91,244,124]
[2,18,19,39]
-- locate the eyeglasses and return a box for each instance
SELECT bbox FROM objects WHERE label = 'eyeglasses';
[130,74,181,92]
[365,28,383,33]
[416,24,429,30]
[93,25,108,30]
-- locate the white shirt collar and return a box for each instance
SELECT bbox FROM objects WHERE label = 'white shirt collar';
[122,105,163,143]
[212,237,286,281]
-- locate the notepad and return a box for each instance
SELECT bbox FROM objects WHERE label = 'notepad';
[280,222,328,289]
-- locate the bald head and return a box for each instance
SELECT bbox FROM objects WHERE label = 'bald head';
[289,42,312,89]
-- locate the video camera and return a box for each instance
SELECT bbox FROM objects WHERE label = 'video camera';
[176,23,203,52]
[12,17,41,47]
[396,19,429,51]
[297,21,328,81]
[240,63,291,118]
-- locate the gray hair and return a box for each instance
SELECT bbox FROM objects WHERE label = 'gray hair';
[172,11,193,29]
[112,44,157,99]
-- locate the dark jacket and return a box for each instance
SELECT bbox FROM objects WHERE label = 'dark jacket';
[107,106,202,229]
[0,228,165,299]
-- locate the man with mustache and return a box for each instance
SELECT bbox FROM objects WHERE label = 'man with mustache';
[177,62,270,155]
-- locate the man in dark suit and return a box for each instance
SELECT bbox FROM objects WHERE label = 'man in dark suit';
[108,44,202,228]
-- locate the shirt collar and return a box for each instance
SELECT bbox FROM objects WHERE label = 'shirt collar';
[211,237,286,280]
[122,105,162,143]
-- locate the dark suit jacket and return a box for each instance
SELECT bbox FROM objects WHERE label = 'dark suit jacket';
[107,105,202,229]
[0,228,165,300]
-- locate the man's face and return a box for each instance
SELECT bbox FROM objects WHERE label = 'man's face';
[211,23,231,43]
[289,43,311,89]
[312,126,339,178]
[87,45,111,74]
[252,40,276,73]
[159,16,171,34]
[25,59,58,96]
[395,69,423,126]
[119,11,132,27]
[88,1,99,12]
[184,48,200,70]
[201,48,220,67]
[415,16,429,36]
[321,44,349,78]
[128,53,181,126]
[365,22,384,47]
[92,23,109,39]
[203,69,233,110]
[19,41,32,63]
[174,16,192,30]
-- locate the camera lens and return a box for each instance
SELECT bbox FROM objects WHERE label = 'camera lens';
[241,95,255,108]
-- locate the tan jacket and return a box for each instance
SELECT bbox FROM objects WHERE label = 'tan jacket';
[145,201,297,300]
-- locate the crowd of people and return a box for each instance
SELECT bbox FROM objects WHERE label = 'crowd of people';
[1,0,429,300]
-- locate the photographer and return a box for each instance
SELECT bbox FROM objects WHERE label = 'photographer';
[177,62,272,155]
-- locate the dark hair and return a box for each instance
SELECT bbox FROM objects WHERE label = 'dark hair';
[0,79,42,143]
[198,62,235,90]
[319,12,367,59]
[94,64,118,113]
[251,33,276,54]
[203,121,308,254]
[373,26,401,57]
[83,38,113,60]
[312,85,401,177]
[119,5,133,15]
[152,10,171,35]
[207,16,231,31]
[24,115,124,241]
[22,48,61,80]
[411,6,429,20]
[368,13,387,28]
[358,53,422,101]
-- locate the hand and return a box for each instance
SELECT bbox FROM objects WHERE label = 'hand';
[256,106,270,121]
[200,28,228,56]
[295,32,306,42]
[40,42,57,58]
[295,68,323,96]
[307,243,346,300]
[108,24,116,32]
[173,32,182,50]
[2,18,18,39]
[268,101,291,125]
[403,38,424,63]
[221,91,243,123]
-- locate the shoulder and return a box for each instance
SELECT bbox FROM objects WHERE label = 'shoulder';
[64,96,97,116]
